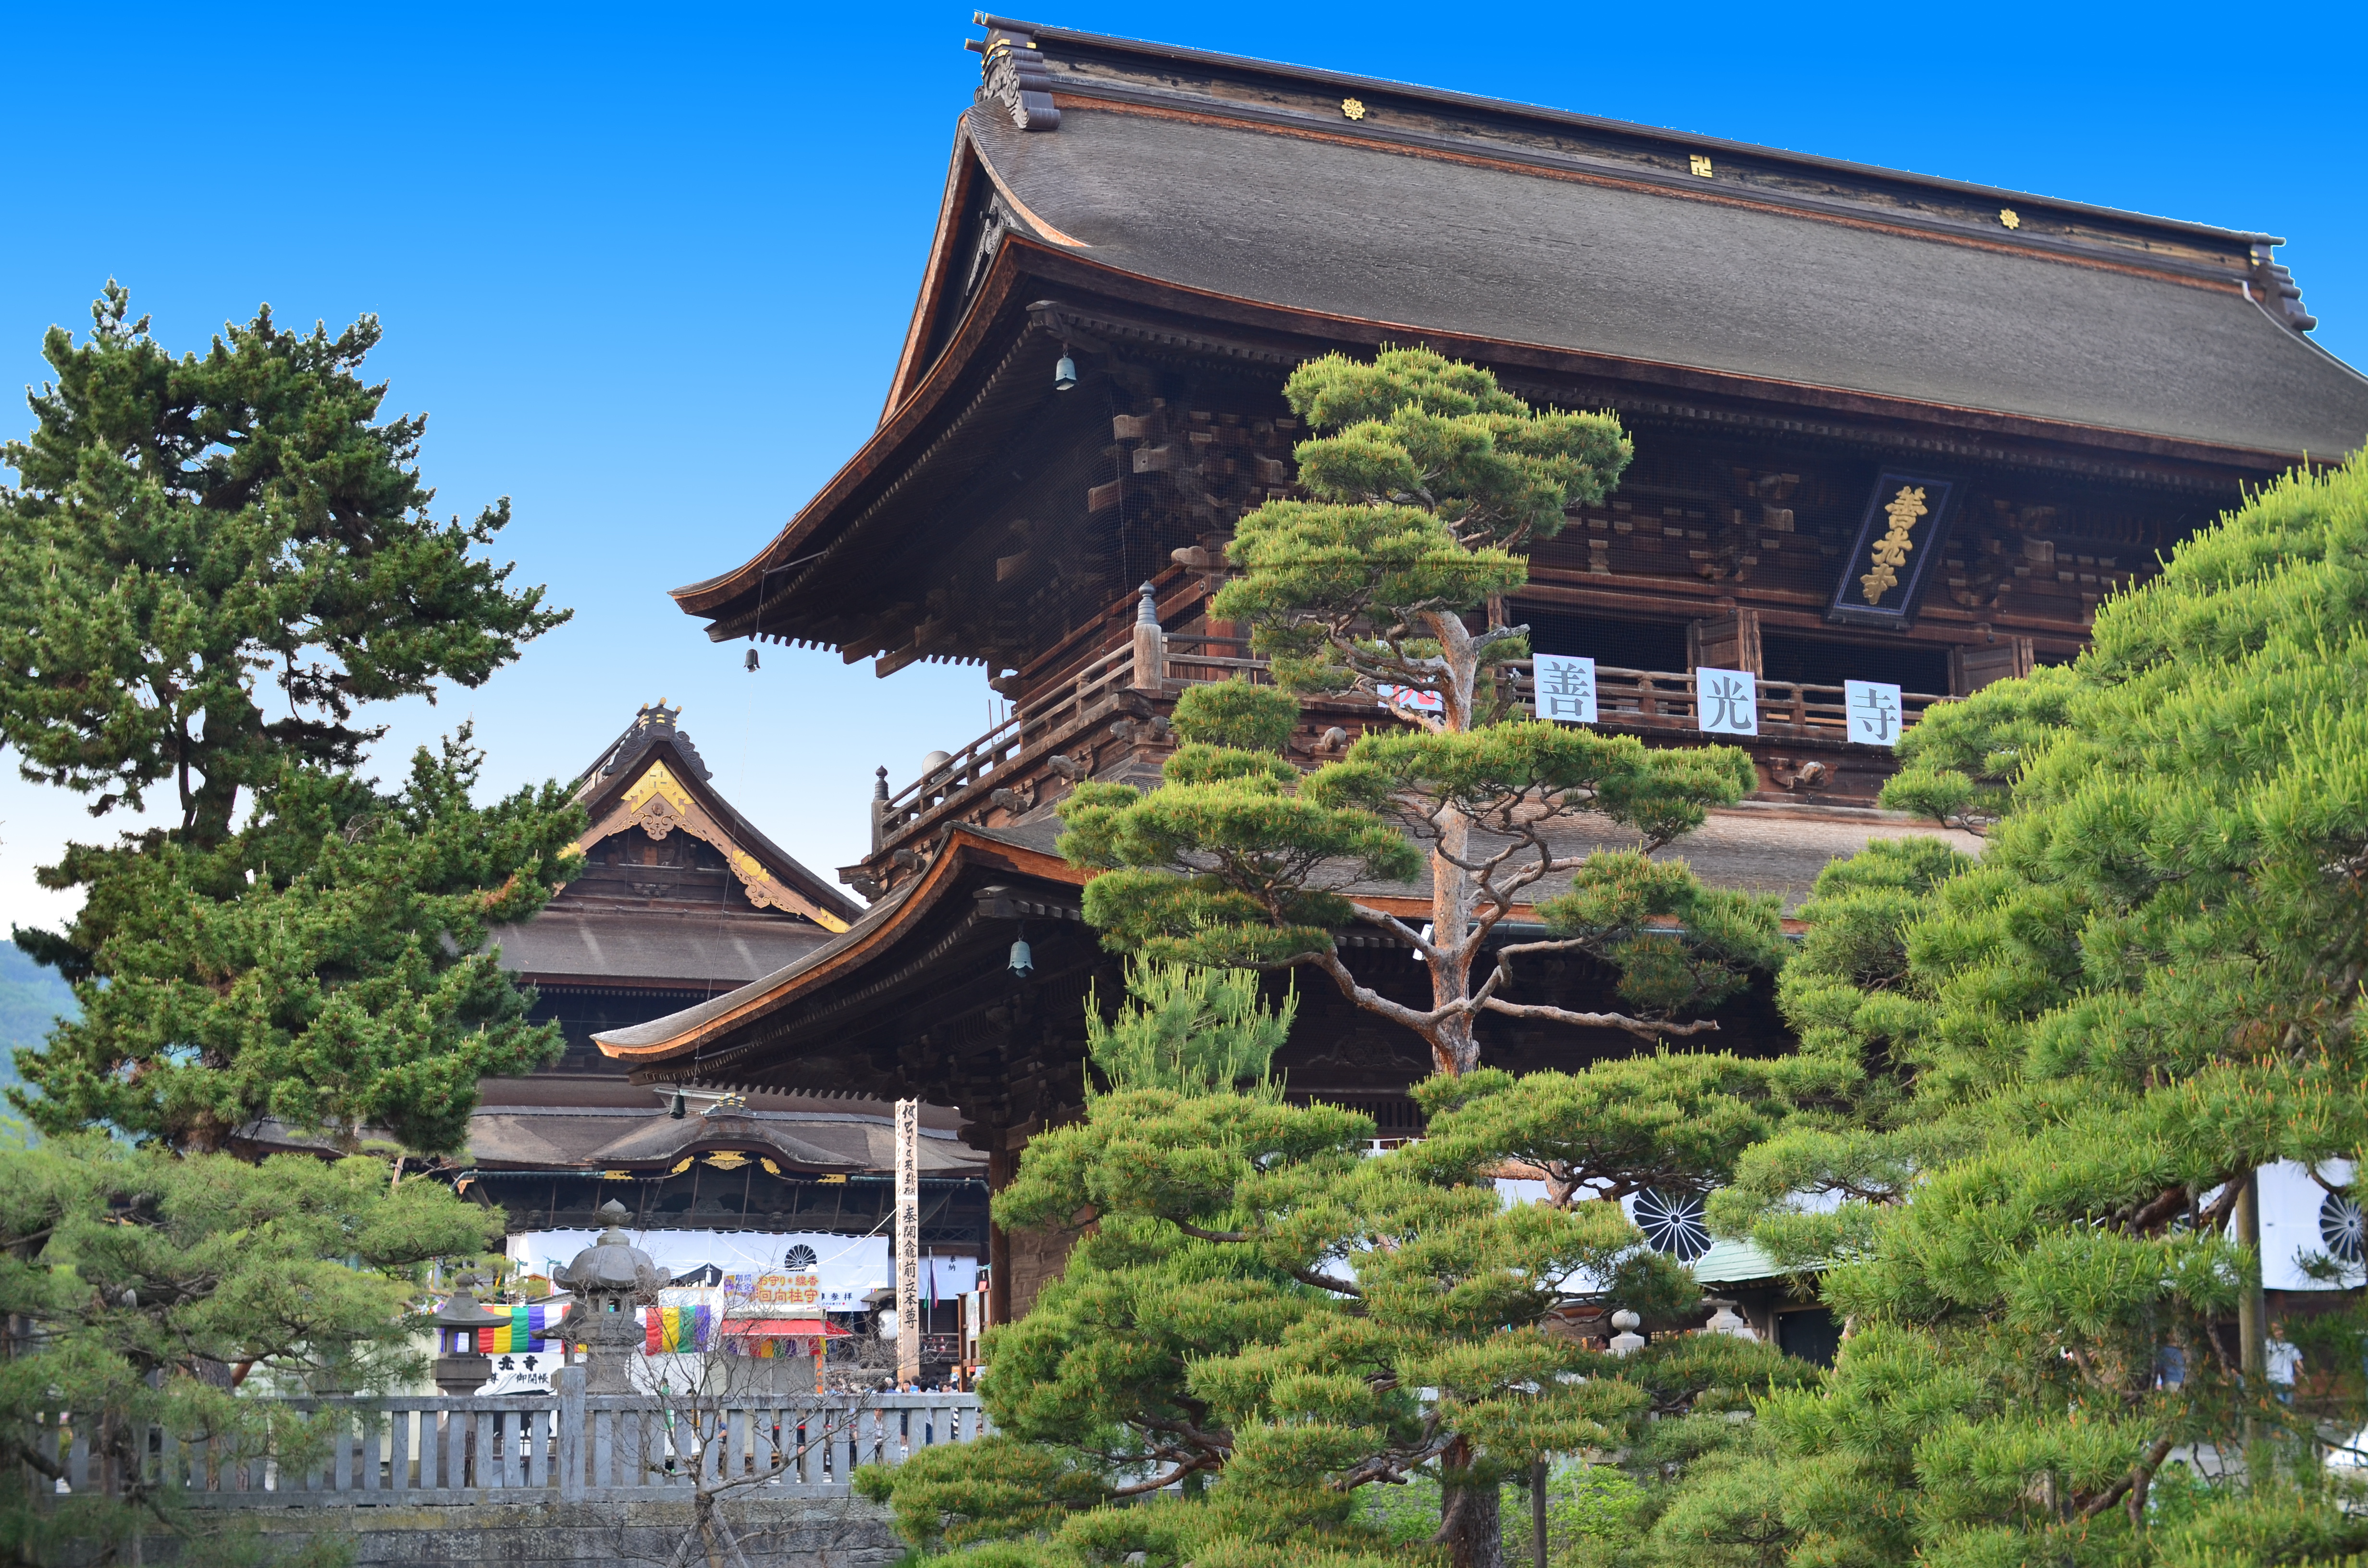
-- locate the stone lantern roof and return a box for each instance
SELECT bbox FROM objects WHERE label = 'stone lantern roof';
[431,1286,509,1330]
[556,1200,660,1296]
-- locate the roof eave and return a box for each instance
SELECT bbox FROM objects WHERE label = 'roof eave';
[668,196,2341,656]
[594,821,1503,1071]
[593,824,1073,1067]
[880,116,994,422]
[1004,239,2335,471]
[669,137,1036,627]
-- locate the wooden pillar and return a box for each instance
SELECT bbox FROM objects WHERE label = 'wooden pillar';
[1949,637,2035,696]
[1687,609,1761,674]
[987,1143,1015,1335]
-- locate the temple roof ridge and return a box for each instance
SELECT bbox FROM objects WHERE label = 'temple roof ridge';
[973,13,2287,254]
[571,700,710,793]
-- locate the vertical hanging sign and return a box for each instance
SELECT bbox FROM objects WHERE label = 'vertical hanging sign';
[1532,654,1598,724]
[895,1098,921,1384]
[1827,472,1961,629]
[1694,667,1759,736]
[1844,680,1904,746]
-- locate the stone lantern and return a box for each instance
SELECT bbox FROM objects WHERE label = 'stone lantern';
[1703,1299,1758,1341]
[554,1199,661,1393]
[431,1283,508,1395]
[1607,1309,1646,1356]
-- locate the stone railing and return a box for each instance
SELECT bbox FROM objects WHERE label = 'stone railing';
[26,1376,989,1508]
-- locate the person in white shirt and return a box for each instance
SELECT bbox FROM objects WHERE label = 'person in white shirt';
[2267,1336,2303,1401]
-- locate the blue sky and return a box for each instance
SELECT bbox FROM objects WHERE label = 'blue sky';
[3,0,2362,933]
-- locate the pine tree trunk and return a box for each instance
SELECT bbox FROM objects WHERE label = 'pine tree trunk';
[1442,1475,1504,1568]
[1430,803,1481,1077]
[2235,1169,2267,1383]
[1424,608,1483,1078]
[2236,1167,2269,1449]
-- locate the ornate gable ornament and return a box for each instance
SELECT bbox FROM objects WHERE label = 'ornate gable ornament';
[571,706,853,933]
[589,700,711,786]
[975,23,1060,132]
[2248,243,2320,335]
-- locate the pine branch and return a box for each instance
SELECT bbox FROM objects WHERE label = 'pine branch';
[2078,1435,2176,1522]
[1477,998,1719,1039]
[1111,1460,1216,1498]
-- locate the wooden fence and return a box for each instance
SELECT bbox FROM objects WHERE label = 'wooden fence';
[26,1375,989,1507]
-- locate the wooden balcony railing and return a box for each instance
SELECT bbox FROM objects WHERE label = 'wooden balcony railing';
[872,643,1139,848]
[1499,663,1952,743]
[870,638,1952,858]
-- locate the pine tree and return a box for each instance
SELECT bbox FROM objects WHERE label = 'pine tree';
[0,285,579,1151]
[19,732,584,1153]
[1059,348,1781,1076]
[860,965,1813,1568]
[0,1137,500,1563]
[1082,960,1297,1099]
[1679,453,2368,1565]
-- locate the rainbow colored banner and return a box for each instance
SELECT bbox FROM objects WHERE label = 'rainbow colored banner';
[642,1304,713,1353]
[476,1305,558,1355]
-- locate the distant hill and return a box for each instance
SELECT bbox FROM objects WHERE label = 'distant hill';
[0,943,76,1102]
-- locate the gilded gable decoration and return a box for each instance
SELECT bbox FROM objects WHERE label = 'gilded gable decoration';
[624,760,694,822]
[568,705,856,934]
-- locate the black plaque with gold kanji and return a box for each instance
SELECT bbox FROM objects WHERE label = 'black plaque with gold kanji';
[1826,470,1961,628]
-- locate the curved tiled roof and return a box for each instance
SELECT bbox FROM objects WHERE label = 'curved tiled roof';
[960,80,2366,459]
[672,19,2366,647]
[463,1079,985,1175]
[495,908,833,990]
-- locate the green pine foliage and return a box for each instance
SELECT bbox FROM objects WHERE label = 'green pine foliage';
[0,283,564,839]
[1531,1464,1652,1563]
[859,964,1818,1568]
[1680,453,2368,1564]
[16,733,583,1152]
[0,285,580,1152]
[1402,1054,1843,1208]
[1216,348,1628,718]
[1058,347,1779,1078]
[1085,960,1296,1099]
[1061,684,1424,972]
[0,1135,500,1564]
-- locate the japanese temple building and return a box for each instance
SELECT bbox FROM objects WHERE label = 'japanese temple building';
[460,703,988,1278]
[593,18,2368,1321]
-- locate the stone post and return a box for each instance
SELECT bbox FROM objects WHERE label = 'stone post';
[555,1363,587,1502]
